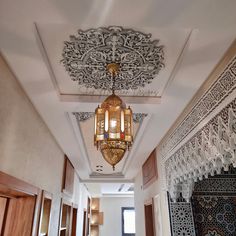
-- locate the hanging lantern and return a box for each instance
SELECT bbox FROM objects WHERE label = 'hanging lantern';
[94,63,133,170]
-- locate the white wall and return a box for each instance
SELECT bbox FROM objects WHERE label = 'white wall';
[77,183,91,235]
[134,151,171,236]
[73,174,91,236]
[0,55,89,235]
[100,197,134,236]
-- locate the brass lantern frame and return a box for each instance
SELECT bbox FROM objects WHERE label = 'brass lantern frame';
[94,63,133,170]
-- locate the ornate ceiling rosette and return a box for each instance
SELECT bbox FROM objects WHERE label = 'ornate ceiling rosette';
[62,26,164,91]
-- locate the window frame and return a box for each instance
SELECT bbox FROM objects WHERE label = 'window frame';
[121,207,135,236]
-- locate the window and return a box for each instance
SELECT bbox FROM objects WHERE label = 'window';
[122,207,136,236]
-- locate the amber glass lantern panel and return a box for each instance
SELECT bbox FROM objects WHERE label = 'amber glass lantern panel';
[109,107,121,139]
[124,108,133,142]
[95,108,105,141]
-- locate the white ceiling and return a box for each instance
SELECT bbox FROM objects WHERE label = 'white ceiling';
[1,0,236,182]
[85,183,134,197]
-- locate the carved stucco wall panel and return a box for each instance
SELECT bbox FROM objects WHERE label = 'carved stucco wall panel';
[169,200,196,236]
[157,42,236,236]
[166,102,236,201]
[157,51,236,202]
[161,56,236,161]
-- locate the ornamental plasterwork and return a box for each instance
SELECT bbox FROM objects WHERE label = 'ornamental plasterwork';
[73,112,94,121]
[160,56,236,160]
[69,87,160,97]
[193,165,236,195]
[62,26,164,91]
[169,202,196,236]
[132,113,148,123]
[194,177,236,195]
[73,112,148,123]
[166,99,236,202]
[159,51,236,202]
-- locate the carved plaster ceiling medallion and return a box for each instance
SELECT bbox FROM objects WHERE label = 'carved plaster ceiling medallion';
[62,26,165,91]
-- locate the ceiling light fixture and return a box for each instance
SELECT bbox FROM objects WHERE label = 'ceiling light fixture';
[94,63,133,170]
[62,26,165,171]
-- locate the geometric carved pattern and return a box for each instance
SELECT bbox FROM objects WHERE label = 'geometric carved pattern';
[62,26,164,91]
[192,196,236,236]
[166,98,236,201]
[164,38,236,236]
[192,171,236,236]
[194,178,236,195]
[132,113,148,123]
[72,112,94,122]
[73,112,148,123]
[204,230,222,236]
[161,56,236,160]
[169,202,196,236]
[161,45,236,205]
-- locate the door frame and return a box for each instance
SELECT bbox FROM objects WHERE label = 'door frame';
[144,198,156,236]
[0,171,41,236]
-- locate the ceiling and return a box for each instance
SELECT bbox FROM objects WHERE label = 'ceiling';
[0,0,236,182]
[85,183,134,197]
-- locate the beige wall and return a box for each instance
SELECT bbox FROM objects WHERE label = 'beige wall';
[0,55,89,235]
[134,151,171,236]
[0,55,64,235]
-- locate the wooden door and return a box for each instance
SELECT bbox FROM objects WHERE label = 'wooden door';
[144,204,155,236]
[71,208,78,236]
[0,197,7,235]
[0,171,41,236]
[3,196,36,236]
[82,210,87,236]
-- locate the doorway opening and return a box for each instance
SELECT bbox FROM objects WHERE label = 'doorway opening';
[144,202,155,236]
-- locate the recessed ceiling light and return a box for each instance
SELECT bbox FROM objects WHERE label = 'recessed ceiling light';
[96,165,103,168]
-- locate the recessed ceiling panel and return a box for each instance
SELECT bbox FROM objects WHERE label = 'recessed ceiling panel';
[69,111,145,176]
[36,24,190,99]
[61,26,164,91]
